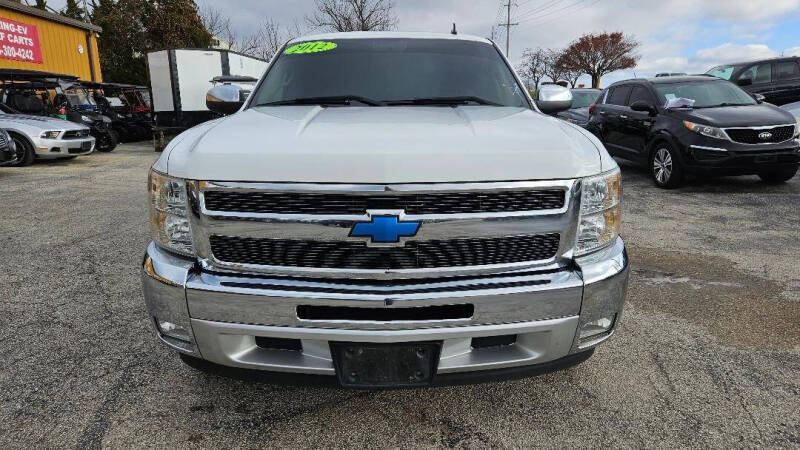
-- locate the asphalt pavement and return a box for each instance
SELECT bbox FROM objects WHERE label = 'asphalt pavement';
[0,143,798,448]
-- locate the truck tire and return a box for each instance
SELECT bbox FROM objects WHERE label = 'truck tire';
[758,167,797,183]
[8,132,35,166]
[649,142,685,189]
[96,131,118,152]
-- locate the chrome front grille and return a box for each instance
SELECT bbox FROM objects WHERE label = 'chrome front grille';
[188,180,580,279]
[203,190,566,215]
[209,233,561,269]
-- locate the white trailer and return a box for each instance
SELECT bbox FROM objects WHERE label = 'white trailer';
[146,48,269,150]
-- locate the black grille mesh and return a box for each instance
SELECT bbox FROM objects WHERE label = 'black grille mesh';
[725,125,795,144]
[63,130,91,139]
[203,190,566,215]
[210,233,561,269]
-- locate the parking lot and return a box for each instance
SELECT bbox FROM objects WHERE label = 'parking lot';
[1,142,798,448]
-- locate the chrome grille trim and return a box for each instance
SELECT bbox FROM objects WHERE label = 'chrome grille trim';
[187,179,581,279]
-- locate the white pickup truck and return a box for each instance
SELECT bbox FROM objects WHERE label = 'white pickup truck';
[142,32,629,387]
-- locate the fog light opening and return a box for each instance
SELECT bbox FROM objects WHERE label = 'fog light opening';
[254,336,303,352]
[155,318,192,342]
[579,315,616,342]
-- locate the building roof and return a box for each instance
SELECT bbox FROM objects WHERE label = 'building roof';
[288,31,490,45]
[0,0,102,33]
[0,68,78,80]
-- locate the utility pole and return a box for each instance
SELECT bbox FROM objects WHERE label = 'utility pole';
[498,2,518,57]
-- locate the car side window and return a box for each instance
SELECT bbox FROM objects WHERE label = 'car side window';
[776,61,800,80]
[627,86,654,106]
[738,63,772,84]
[607,85,631,106]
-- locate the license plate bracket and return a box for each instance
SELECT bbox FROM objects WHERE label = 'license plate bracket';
[330,342,441,388]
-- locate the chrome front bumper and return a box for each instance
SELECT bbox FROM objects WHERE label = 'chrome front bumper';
[142,238,629,377]
[34,136,95,158]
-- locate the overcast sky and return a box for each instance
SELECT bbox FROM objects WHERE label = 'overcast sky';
[43,0,800,87]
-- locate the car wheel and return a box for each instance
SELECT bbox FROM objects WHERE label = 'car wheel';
[758,166,798,183]
[96,131,118,152]
[8,133,35,167]
[650,143,684,189]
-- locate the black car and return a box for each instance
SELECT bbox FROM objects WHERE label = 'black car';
[588,76,800,188]
[707,57,800,106]
[556,88,601,127]
[0,128,17,166]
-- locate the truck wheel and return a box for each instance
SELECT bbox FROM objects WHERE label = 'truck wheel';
[650,143,684,189]
[758,167,797,183]
[96,131,118,152]
[8,133,35,166]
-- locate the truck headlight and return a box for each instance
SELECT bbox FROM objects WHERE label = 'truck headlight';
[575,168,621,256]
[149,169,194,256]
[684,121,728,140]
[40,130,61,139]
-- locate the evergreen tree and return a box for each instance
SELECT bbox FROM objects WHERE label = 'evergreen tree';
[90,0,211,84]
[62,0,86,21]
[34,0,48,11]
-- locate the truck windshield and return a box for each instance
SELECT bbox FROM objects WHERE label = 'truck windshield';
[655,80,757,108]
[252,38,528,108]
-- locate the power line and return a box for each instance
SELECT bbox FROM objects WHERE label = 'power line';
[519,0,599,26]
[515,0,566,22]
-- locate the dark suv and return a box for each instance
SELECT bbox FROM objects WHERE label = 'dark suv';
[587,76,800,188]
[707,57,800,106]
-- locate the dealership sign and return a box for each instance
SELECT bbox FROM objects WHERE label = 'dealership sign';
[0,16,43,64]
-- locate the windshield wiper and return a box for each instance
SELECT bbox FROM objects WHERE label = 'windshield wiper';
[385,96,503,106]
[255,95,384,107]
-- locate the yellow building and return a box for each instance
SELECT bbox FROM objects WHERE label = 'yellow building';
[0,0,102,81]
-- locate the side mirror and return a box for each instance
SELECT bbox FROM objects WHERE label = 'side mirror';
[630,100,657,116]
[737,77,753,87]
[753,93,766,103]
[536,84,572,114]
[206,84,244,115]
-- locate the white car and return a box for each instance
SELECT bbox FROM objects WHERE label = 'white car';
[0,105,95,166]
[142,32,629,388]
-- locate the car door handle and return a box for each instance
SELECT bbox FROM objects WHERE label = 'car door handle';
[599,111,607,115]
[619,114,628,119]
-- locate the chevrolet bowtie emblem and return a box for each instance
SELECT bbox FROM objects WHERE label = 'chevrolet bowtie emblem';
[350,214,420,244]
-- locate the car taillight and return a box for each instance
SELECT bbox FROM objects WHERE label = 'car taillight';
[588,103,596,115]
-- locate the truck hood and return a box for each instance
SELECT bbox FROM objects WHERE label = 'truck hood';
[0,114,88,131]
[165,106,605,183]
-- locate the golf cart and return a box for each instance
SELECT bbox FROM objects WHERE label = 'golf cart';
[83,81,152,142]
[0,69,117,152]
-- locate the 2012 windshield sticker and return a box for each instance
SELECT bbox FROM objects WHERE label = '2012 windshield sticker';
[285,41,337,55]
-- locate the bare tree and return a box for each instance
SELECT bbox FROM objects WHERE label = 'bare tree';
[306,0,398,32]
[240,19,302,61]
[559,32,639,88]
[200,6,236,49]
[517,47,547,93]
[543,49,566,84]
[201,7,302,61]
